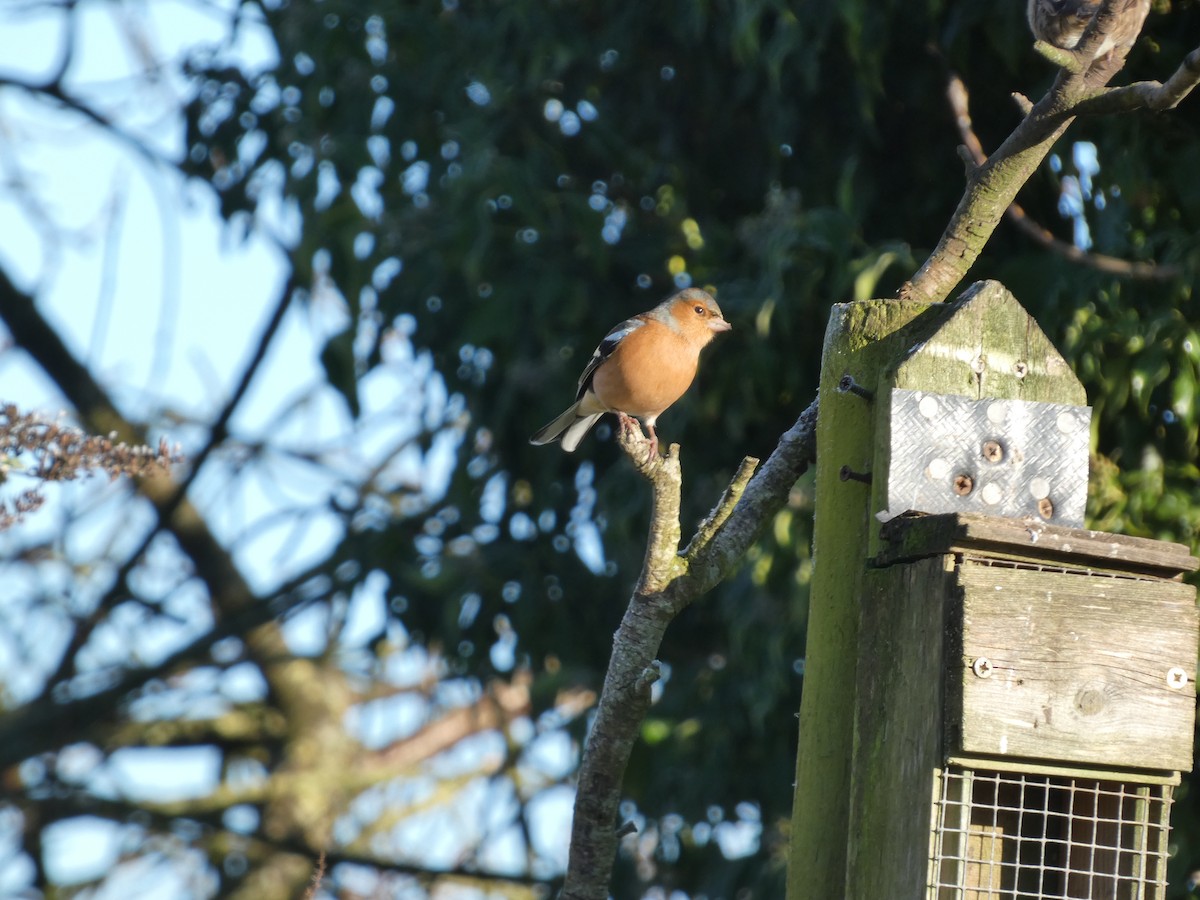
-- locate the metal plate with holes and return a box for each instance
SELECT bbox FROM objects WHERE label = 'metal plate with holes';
[883,389,1091,527]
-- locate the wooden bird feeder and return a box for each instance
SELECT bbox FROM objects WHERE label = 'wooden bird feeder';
[861,512,1198,899]
[789,282,1200,900]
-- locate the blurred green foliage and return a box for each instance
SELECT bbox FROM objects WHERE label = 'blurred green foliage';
[183,0,1200,893]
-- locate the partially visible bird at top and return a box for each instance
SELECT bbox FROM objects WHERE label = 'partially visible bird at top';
[529,287,731,461]
[1026,0,1149,60]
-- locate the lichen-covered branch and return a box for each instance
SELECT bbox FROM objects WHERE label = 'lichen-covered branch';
[561,398,818,900]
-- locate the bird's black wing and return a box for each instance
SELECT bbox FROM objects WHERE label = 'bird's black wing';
[574,315,646,401]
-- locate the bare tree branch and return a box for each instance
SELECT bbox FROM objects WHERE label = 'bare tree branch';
[20,790,556,893]
[1072,46,1200,114]
[945,72,1181,282]
[561,399,817,900]
[904,0,1195,305]
[0,264,296,696]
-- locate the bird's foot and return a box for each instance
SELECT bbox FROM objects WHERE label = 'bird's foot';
[615,413,659,466]
[644,426,660,464]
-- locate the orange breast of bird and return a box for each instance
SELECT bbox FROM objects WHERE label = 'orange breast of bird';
[590,324,700,418]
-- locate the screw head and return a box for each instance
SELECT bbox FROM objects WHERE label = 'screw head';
[1037,497,1054,520]
[972,657,994,678]
[839,465,872,485]
[981,440,1004,464]
[1167,667,1189,689]
[953,473,974,496]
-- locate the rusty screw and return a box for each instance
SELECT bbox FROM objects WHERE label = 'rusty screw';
[953,473,974,496]
[840,465,872,485]
[1037,497,1054,520]
[981,440,1004,464]
[837,374,875,402]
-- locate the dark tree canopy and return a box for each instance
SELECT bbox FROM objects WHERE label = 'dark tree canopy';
[1,0,1198,896]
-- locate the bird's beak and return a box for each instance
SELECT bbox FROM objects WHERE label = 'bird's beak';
[709,317,732,333]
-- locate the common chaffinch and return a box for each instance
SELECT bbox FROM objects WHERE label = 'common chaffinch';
[530,287,731,459]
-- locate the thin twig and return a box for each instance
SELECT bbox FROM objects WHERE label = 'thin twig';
[303,851,326,900]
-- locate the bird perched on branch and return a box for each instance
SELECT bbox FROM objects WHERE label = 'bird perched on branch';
[1026,0,1149,60]
[530,287,731,460]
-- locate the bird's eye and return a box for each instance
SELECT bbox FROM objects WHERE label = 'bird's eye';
[693,305,705,316]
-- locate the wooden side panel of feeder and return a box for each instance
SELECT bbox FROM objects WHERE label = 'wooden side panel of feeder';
[952,561,1198,772]
[846,555,956,899]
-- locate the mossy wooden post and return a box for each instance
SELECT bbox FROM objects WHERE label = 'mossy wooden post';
[787,281,1087,899]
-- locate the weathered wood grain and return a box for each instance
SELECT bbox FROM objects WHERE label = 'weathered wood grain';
[847,557,955,899]
[953,561,1198,771]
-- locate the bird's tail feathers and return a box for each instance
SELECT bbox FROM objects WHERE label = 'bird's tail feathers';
[560,413,603,452]
[530,403,603,451]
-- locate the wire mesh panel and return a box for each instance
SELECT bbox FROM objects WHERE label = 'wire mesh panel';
[929,766,1173,899]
